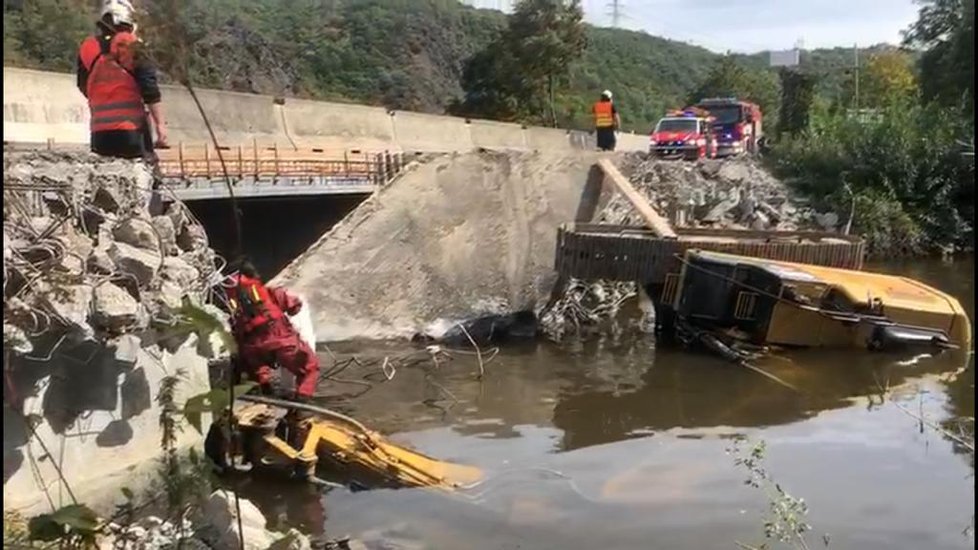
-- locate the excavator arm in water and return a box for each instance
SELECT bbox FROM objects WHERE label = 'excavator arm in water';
[205,394,482,491]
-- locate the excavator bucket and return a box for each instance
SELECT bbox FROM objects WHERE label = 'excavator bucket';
[225,395,482,491]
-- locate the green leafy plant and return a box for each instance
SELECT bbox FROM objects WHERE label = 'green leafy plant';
[730,438,829,550]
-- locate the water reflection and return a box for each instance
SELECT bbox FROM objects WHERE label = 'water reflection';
[238,256,974,549]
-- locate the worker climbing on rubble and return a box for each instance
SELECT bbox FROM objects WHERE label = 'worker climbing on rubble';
[76,0,168,160]
[225,260,321,401]
[593,90,621,152]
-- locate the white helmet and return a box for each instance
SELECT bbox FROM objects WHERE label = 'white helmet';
[602,90,613,99]
[100,0,135,29]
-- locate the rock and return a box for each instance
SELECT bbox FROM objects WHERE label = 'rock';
[109,241,160,286]
[157,280,185,311]
[161,256,200,289]
[749,210,771,231]
[815,211,840,231]
[177,224,208,252]
[40,284,94,339]
[152,215,179,256]
[56,229,94,274]
[92,282,144,332]
[204,490,281,550]
[4,323,33,354]
[269,529,313,550]
[113,217,161,251]
[92,186,122,213]
[110,333,142,364]
[717,161,750,183]
[87,247,116,275]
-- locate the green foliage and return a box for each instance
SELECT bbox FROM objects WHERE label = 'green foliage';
[3,0,89,71]
[777,69,817,136]
[770,101,974,255]
[904,0,975,111]
[454,0,586,125]
[689,56,782,128]
[861,50,919,108]
[183,382,257,433]
[730,439,828,550]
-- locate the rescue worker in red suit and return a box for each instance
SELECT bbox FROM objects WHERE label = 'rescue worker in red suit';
[76,0,168,160]
[226,261,320,401]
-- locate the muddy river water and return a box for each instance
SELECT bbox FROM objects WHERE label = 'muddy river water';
[242,257,974,550]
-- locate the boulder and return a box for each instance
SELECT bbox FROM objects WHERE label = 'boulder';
[109,242,160,286]
[152,215,179,256]
[39,284,94,339]
[204,490,281,550]
[113,217,161,251]
[92,282,145,332]
[86,247,116,275]
[161,256,200,289]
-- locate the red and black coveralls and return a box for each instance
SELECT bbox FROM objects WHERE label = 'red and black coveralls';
[227,275,320,399]
[77,30,159,159]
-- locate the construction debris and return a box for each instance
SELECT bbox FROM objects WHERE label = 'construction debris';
[614,154,825,231]
[540,155,842,340]
[3,150,219,360]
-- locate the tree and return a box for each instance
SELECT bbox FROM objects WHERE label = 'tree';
[689,56,781,127]
[455,0,586,125]
[861,50,919,107]
[777,68,816,136]
[904,0,975,110]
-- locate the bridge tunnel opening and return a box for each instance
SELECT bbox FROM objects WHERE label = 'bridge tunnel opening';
[184,194,367,278]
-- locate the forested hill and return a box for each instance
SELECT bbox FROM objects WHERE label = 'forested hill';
[4,0,891,132]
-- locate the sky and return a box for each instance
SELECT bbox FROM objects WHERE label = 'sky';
[464,0,923,53]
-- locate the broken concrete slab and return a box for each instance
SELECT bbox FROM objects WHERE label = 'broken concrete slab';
[92,282,145,332]
[40,284,94,339]
[108,241,160,286]
[113,217,161,251]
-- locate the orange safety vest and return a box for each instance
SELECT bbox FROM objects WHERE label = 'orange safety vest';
[79,32,146,133]
[226,274,286,334]
[593,101,614,129]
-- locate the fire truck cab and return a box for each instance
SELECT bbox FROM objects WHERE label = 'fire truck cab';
[694,97,762,157]
[650,109,717,160]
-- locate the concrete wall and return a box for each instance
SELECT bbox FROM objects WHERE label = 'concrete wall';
[4,66,649,153]
[3,336,211,515]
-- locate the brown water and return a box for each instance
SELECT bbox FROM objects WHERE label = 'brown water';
[242,257,974,550]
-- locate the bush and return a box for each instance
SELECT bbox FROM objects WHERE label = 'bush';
[769,100,974,256]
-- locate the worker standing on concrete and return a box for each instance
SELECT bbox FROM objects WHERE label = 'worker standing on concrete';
[593,90,621,151]
[225,260,321,402]
[76,0,168,160]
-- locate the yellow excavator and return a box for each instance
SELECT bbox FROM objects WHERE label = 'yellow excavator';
[205,394,482,492]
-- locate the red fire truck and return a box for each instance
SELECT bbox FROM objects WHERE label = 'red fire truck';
[693,97,762,157]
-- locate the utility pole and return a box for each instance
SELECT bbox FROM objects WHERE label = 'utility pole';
[853,43,860,111]
[607,0,622,28]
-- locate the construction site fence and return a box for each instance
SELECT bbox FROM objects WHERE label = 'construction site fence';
[555,223,867,285]
[156,143,406,186]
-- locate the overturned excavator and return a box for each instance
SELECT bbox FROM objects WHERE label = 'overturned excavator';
[205,394,482,492]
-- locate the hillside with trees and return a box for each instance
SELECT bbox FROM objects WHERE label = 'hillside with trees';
[5,0,891,133]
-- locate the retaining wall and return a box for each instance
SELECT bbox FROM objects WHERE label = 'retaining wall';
[4,66,649,153]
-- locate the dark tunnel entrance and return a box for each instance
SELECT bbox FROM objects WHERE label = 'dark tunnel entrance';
[184,194,367,278]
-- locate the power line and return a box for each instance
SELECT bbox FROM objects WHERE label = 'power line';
[607,0,623,28]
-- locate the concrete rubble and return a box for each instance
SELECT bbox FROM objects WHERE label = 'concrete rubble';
[2,150,218,346]
[2,150,223,516]
[614,153,821,231]
[540,155,833,340]
[98,490,312,550]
